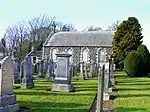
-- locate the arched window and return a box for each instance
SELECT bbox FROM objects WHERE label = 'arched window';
[97,48,105,63]
[82,48,89,63]
[51,48,58,62]
[97,49,102,63]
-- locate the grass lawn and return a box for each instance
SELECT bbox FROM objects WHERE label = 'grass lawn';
[14,76,98,112]
[114,71,150,112]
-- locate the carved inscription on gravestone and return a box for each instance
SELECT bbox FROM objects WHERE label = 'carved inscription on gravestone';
[56,59,66,78]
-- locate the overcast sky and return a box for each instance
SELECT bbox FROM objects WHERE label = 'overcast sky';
[0,0,150,50]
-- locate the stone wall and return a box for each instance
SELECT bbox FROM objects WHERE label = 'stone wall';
[43,46,112,65]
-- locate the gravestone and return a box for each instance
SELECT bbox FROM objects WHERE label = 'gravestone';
[53,62,57,76]
[110,61,115,86]
[38,60,44,78]
[48,59,54,81]
[113,64,115,71]
[103,63,110,100]
[73,65,77,76]
[84,63,89,78]
[70,65,74,77]
[90,60,94,78]
[80,61,85,80]
[51,53,73,92]
[36,62,40,74]
[108,61,113,93]
[21,56,34,89]
[12,57,20,84]
[43,58,49,73]
[20,61,24,81]
[97,64,105,112]
[0,56,19,112]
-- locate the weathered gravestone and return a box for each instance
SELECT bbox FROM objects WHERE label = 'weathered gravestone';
[43,58,49,73]
[110,60,115,86]
[84,63,89,78]
[38,60,44,78]
[103,62,110,100]
[107,62,113,93]
[12,57,20,84]
[36,62,40,74]
[80,61,85,80]
[0,56,19,112]
[97,64,105,112]
[90,60,95,78]
[73,64,77,76]
[20,61,24,81]
[48,59,54,81]
[70,65,74,77]
[21,56,34,89]
[51,53,73,92]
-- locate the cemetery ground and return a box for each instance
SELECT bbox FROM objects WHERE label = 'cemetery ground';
[13,75,98,112]
[114,71,150,112]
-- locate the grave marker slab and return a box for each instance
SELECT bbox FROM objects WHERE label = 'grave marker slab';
[21,56,34,89]
[38,60,44,78]
[51,53,73,92]
[80,61,85,80]
[0,56,19,112]
[48,59,54,81]
[12,57,20,84]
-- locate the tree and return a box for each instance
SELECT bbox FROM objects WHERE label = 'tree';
[107,21,120,31]
[112,17,143,69]
[83,26,102,31]
[4,14,75,63]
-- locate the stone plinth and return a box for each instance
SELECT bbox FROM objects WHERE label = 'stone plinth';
[51,53,73,92]
[0,56,19,112]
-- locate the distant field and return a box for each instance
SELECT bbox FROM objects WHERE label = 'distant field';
[114,71,150,112]
[14,77,98,112]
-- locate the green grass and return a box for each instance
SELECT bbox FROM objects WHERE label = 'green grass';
[114,71,150,112]
[14,77,98,112]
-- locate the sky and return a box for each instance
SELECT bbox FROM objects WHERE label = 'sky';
[0,0,150,50]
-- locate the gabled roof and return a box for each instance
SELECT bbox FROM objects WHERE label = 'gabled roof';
[44,31,113,47]
[28,51,42,57]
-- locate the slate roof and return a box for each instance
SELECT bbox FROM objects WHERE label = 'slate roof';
[28,51,42,57]
[44,31,113,47]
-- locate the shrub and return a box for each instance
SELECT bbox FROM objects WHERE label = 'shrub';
[137,45,150,73]
[124,51,146,77]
